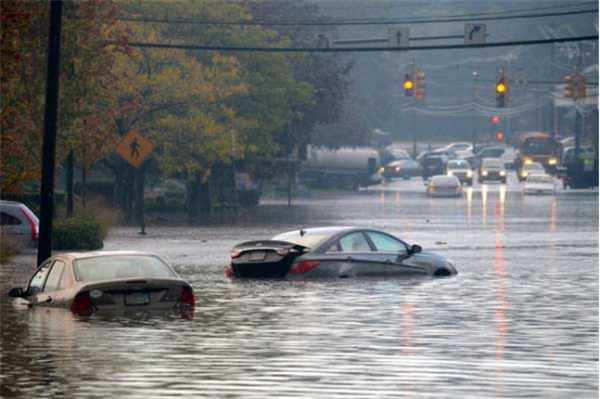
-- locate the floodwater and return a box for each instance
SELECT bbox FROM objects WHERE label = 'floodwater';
[1,176,598,398]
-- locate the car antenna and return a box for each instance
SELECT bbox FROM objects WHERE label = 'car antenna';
[299,228,306,237]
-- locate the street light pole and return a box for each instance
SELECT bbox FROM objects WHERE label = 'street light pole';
[37,0,63,266]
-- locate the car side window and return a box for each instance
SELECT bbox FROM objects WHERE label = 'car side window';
[366,232,408,254]
[43,261,66,292]
[338,232,372,252]
[27,262,53,296]
[1,212,22,226]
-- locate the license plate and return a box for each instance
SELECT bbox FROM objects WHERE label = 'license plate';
[125,292,150,306]
[248,251,267,261]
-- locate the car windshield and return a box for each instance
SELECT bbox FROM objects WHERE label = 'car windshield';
[447,160,469,169]
[271,231,330,249]
[483,159,503,168]
[524,163,544,171]
[431,176,458,185]
[528,176,553,184]
[73,255,177,282]
[523,141,557,155]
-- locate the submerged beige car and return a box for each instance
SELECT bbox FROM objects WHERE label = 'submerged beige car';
[8,251,195,316]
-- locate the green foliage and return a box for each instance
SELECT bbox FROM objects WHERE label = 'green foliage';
[238,189,261,207]
[52,218,104,250]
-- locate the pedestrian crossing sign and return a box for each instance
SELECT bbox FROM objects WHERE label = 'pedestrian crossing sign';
[115,131,154,168]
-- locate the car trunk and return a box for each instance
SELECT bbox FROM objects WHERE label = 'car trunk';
[80,278,189,310]
[231,240,308,278]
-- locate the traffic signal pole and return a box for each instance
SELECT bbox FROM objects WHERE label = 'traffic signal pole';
[37,0,63,266]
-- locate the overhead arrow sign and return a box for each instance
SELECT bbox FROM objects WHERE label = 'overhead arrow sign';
[465,24,486,45]
[388,28,409,48]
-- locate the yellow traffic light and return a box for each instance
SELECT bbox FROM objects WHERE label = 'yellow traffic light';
[576,76,586,99]
[564,75,576,98]
[404,80,413,90]
[496,83,507,93]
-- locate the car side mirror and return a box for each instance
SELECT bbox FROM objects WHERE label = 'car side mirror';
[409,245,422,255]
[8,287,25,298]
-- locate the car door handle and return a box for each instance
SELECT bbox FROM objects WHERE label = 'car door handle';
[45,297,53,303]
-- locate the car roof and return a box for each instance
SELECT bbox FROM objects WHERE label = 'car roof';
[524,162,543,168]
[276,226,358,237]
[54,251,159,261]
[0,200,27,207]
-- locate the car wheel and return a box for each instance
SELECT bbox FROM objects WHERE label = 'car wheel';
[433,268,453,277]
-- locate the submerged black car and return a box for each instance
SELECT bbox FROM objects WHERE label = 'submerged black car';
[227,227,457,279]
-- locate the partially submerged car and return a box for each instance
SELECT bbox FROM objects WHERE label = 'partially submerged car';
[427,175,463,197]
[8,251,195,316]
[227,227,457,279]
[446,159,474,186]
[479,158,507,183]
[523,174,556,195]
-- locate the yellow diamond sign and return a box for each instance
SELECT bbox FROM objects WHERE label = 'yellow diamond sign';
[115,131,154,168]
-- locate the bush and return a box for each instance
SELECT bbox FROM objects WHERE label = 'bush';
[52,218,104,250]
[73,196,120,239]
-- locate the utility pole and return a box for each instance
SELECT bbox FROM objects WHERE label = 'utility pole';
[37,0,63,266]
[472,70,478,148]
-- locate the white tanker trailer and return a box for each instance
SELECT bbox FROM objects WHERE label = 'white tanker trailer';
[299,146,382,190]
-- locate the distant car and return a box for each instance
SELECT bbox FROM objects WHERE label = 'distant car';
[388,148,411,160]
[436,142,473,156]
[523,174,556,195]
[446,159,474,186]
[8,251,196,316]
[467,147,506,169]
[380,159,422,181]
[421,153,449,180]
[500,148,518,169]
[227,227,458,279]
[518,162,545,182]
[0,200,39,248]
[479,158,507,183]
[427,175,463,197]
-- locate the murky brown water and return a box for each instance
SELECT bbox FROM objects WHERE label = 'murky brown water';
[2,178,598,398]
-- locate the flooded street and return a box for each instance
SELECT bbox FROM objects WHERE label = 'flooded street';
[1,178,598,399]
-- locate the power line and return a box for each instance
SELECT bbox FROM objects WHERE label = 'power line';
[117,8,598,27]
[127,35,599,53]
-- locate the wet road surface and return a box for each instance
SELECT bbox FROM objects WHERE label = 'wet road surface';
[1,176,598,398]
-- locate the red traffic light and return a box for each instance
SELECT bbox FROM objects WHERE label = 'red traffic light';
[491,116,500,124]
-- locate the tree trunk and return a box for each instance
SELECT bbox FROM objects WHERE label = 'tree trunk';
[81,164,87,210]
[125,166,135,222]
[66,151,74,217]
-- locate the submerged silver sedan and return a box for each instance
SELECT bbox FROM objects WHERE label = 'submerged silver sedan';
[227,227,458,279]
[8,251,196,316]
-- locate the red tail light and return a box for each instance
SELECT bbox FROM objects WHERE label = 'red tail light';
[230,250,241,259]
[19,207,38,241]
[71,291,94,316]
[289,261,320,274]
[225,265,234,278]
[179,286,196,307]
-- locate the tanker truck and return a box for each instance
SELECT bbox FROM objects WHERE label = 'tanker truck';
[299,146,382,190]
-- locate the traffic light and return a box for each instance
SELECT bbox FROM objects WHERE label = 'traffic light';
[491,115,500,124]
[404,73,414,97]
[495,70,508,108]
[415,72,426,99]
[564,75,576,98]
[496,132,504,141]
[576,75,586,99]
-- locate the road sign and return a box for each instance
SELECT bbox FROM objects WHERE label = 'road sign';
[388,28,409,48]
[116,131,154,168]
[464,24,486,45]
[316,32,334,48]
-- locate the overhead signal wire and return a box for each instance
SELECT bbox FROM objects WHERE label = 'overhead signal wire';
[117,8,598,27]
[127,35,599,53]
